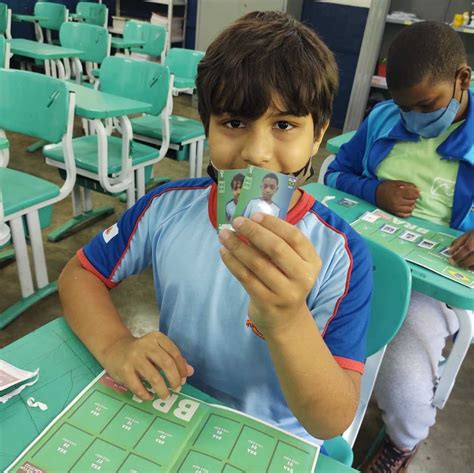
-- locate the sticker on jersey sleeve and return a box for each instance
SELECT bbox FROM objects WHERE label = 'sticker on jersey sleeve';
[103,223,119,243]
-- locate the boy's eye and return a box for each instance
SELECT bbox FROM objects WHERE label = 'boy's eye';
[225,119,245,129]
[274,121,293,130]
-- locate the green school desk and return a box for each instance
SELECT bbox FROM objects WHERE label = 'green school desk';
[8,38,83,79]
[0,318,356,473]
[11,13,48,23]
[110,36,146,51]
[304,182,474,409]
[44,82,153,242]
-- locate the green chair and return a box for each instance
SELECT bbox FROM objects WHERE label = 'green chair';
[43,56,172,240]
[34,2,68,44]
[164,47,205,95]
[59,22,110,85]
[0,33,10,69]
[0,69,76,328]
[74,2,108,28]
[318,131,356,183]
[121,20,167,62]
[318,238,412,465]
[0,2,12,39]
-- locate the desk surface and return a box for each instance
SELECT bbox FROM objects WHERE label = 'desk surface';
[9,39,83,60]
[111,37,145,49]
[304,182,473,309]
[0,318,356,473]
[67,81,153,119]
[11,13,48,23]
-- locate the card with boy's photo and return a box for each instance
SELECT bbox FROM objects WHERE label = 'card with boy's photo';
[399,230,421,242]
[440,246,451,258]
[233,166,296,221]
[217,169,246,231]
[418,239,437,250]
[380,224,398,235]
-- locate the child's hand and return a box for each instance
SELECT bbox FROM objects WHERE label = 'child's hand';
[449,230,474,269]
[376,180,420,217]
[218,213,321,336]
[102,332,194,401]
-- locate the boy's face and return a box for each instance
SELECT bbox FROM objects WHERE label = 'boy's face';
[261,177,278,201]
[391,67,471,120]
[208,97,326,175]
[232,182,242,203]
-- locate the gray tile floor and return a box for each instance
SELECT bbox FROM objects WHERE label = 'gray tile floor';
[1,95,472,472]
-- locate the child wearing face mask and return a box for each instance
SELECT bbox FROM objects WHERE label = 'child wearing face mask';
[326,21,473,473]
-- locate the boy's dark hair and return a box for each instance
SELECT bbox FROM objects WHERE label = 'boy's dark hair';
[387,21,467,90]
[196,11,338,136]
[263,173,279,185]
[231,173,245,188]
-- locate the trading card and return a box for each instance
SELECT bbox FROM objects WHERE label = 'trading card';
[337,197,358,208]
[216,169,246,231]
[440,247,451,257]
[380,224,398,234]
[361,212,380,223]
[233,166,296,221]
[399,230,421,242]
[417,239,437,250]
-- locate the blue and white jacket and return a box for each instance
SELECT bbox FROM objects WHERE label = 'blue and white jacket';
[325,90,474,232]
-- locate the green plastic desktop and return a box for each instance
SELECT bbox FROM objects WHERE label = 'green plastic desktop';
[110,36,146,49]
[8,38,82,60]
[11,13,48,23]
[0,318,356,473]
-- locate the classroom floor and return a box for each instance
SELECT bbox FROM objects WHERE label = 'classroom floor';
[1,95,473,472]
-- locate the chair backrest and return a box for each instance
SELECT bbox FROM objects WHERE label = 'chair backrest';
[365,238,411,355]
[99,56,171,116]
[0,70,71,142]
[0,35,7,69]
[76,2,108,27]
[60,22,109,64]
[0,3,11,39]
[124,20,167,58]
[164,48,205,81]
[35,2,67,32]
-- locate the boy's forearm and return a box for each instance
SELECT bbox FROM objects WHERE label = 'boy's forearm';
[58,256,133,366]
[265,307,360,439]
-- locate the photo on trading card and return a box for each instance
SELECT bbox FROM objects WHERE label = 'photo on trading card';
[417,239,437,250]
[234,166,297,221]
[380,224,398,235]
[440,246,451,258]
[361,212,380,223]
[217,169,246,231]
[337,198,358,208]
[399,230,421,242]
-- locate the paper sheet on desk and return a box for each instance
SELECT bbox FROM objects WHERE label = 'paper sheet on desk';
[0,359,39,403]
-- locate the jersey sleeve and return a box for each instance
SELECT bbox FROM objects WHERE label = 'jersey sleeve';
[77,192,158,288]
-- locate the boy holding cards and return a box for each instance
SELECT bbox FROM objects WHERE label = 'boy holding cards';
[326,22,473,471]
[59,11,372,444]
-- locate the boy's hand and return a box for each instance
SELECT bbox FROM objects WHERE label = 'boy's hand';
[102,332,194,401]
[449,230,474,269]
[218,213,321,336]
[376,180,420,217]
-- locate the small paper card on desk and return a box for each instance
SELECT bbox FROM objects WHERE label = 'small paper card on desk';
[0,359,39,404]
[351,210,474,288]
[233,166,296,221]
[6,372,320,472]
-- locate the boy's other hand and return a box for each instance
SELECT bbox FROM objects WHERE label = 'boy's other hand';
[449,230,474,269]
[218,213,321,336]
[376,180,420,217]
[102,332,194,401]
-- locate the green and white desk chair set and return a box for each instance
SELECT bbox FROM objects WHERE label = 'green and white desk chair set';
[0,69,76,328]
[71,2,108,28]
[34,1,68,44]
[0,2,12,39]
[43,56,172,241]
[59,21,110,87]
[118,20,167,63]
[316,237,412,466]
[132,47,206,178]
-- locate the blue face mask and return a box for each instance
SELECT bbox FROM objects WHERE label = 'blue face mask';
[400,84,464,139]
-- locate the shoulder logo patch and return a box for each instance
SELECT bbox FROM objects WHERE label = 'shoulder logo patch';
[103,223,119,243]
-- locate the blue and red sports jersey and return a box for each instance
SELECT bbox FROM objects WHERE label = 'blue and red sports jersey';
[78,177,372,442]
